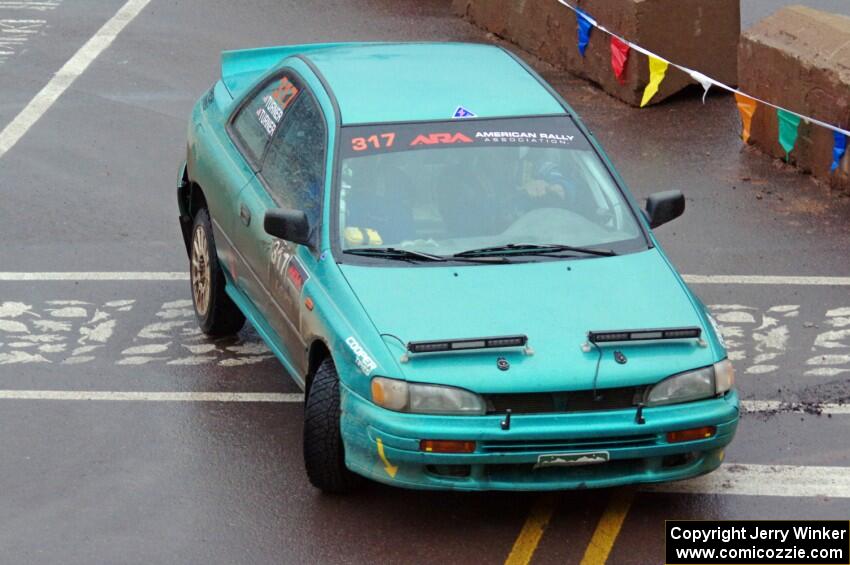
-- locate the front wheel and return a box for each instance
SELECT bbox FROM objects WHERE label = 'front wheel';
[303,358,363,494]
[190,208,245,336]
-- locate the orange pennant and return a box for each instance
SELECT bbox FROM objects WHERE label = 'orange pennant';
[735,93,758,143]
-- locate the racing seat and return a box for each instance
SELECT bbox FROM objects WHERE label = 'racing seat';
[346,164,415,245]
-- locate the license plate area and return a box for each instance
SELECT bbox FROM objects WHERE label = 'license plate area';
[535,451,610,469]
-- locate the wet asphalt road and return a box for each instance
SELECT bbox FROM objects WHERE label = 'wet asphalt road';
[1,1,850,564]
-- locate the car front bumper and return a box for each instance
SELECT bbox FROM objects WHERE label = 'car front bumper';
[340,385,739,491]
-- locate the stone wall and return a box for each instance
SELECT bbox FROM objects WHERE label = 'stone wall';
[739,6,850,190]
[452,0,740,107]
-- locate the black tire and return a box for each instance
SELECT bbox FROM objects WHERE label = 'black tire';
[303,358,363,493]
[190,208,245,336]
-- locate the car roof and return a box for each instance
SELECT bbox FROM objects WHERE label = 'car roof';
[300,42,567,125]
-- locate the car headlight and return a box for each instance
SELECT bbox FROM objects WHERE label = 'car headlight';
[714,358,735,394]
[370,376,486,415]
[645,359,735,407]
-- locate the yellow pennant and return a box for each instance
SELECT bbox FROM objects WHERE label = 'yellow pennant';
[640,56,669,107]
[734,93,758,143]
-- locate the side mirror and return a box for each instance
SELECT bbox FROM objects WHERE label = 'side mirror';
[264,208,311,246]
[645,190,685,228]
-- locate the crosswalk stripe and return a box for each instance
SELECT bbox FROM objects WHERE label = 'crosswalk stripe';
[645,463,850,498]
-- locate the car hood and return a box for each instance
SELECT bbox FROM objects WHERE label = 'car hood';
[338,249,716,394]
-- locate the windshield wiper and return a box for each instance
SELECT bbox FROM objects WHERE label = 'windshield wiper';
[344,247,512,264]
[344,247,447,262]
[453,243,616,258]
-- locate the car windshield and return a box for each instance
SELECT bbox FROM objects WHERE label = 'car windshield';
[336,116,647,260]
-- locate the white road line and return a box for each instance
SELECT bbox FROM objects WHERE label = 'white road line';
[741,400,850,415]
[0,19,48,65]
[682,275,850,286]
[0,390,303,402]
[646,463,850,498]
[0,1,60,10]
[2,273,850,284]
[0,272,188,281]
[0,0,151,158]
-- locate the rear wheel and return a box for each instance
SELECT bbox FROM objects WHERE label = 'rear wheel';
[190,208,245,336]
[303,358,363,493]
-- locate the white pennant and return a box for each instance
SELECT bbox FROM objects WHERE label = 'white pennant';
[689,70,713,104]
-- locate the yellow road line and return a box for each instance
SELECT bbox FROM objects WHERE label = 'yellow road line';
[504,496,557,565]
[580,489,635,565]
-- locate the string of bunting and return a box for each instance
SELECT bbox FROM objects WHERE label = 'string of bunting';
[559,0,849,172]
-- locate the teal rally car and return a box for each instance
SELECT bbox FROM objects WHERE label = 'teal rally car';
[177,42,738,493]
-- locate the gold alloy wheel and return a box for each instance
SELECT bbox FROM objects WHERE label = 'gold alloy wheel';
[191,224,211,316]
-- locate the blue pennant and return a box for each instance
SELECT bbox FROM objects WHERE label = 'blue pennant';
[832,131,847,173]
[576,8,593,57]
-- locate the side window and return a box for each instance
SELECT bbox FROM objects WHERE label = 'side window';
[261,92,326,229]
[230,75,300,164]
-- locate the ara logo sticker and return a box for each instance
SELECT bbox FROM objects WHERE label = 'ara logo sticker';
[452,106,476,119]
[410,132,473,146]
[345,336,377,376]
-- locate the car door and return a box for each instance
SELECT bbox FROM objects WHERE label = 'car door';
[225,73,301,319]
[234,75,326,378]
[191,83,268,278]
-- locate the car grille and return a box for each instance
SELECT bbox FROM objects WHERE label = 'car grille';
[483,386,647,415]
[479,434,657,453]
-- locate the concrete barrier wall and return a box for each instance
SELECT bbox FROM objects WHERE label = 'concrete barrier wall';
[739,6,850,191]
[452,0,739,107]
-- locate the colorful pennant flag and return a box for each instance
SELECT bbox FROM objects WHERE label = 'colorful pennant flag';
[734,93,757,143]
[777,109,801,161]
[689,70,713,104]
[640,56,668,107]
[610,36,629,84]
[576,8,593,57]
[832,132,847,172]
[557,0,850,176]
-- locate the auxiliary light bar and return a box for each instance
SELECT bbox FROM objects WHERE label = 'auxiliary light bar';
[587,327,702,344]
[406,335,529,354]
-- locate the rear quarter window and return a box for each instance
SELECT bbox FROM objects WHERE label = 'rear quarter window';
[229,75,300,165]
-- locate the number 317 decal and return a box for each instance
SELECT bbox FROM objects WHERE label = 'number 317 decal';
[351,132,395,152]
